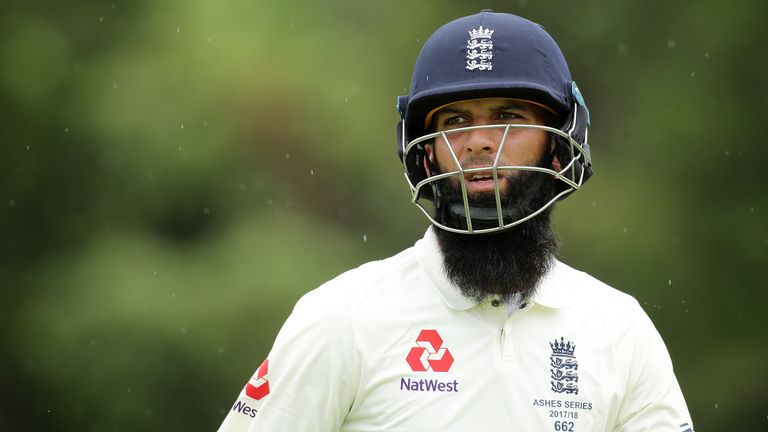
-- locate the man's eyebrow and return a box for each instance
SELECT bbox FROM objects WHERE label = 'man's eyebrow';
[438,102,529,116]
[437,107,469,116]
[491,102,527,111]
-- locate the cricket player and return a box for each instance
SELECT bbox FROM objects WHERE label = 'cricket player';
[218,10,694,431]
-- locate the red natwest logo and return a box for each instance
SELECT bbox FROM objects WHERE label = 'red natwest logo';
[245,358,270,400]
[406,329,454,372]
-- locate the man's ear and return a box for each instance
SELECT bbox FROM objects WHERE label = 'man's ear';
[552,152,562,172]
[549,138,562,172]
[423,144,435,175]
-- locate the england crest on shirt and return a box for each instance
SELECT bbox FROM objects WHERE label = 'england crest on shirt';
[550,337,578,395]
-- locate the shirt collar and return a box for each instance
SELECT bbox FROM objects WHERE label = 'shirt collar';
[414,227,574,310]
[414,227,477,310]
[528,261,574,309]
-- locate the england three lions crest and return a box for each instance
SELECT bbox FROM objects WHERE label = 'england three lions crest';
[550,337,579,395]
[466,26,494,71]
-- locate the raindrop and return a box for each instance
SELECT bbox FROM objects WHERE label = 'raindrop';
[725,150,730,156]
[207,37,212,43]
[113,82,118,89]
[750,207,754,213]
[714,403,719,409]
[26,145,30,150]
[668,279,672,286]
[666,39,676,49]
[690,72,695,77]
[203,207,210,215]
[177,27,180,34]
[171,293,176,299]
[111,4,116,9]
[99,16,104,23]
[152,269,157,275]
[180,124,184,129]
[178,146,182,150]
[622,227,628,233]
[127,388,132,393]
[64,127,69,132]
[285,153,290,159]
[363,234,368,242]
[704,52,710,58]
[345,97,348,102]
[681,299,686,304]
[310,169,315,175]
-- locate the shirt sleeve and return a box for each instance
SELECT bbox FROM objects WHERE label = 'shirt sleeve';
[613,307,694,432]
[218,286,359,432]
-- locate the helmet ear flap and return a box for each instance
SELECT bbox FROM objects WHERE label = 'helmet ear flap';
[554,101,593,195]
[398,117,434,202]
[396,94,411,164]
[396,119,405,162]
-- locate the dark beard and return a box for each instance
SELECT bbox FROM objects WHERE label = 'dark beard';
[433,168,559,304]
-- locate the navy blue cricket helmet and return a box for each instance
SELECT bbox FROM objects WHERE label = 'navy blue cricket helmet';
[397,10,593,234]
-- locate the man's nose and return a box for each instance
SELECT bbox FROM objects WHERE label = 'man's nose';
[464,124,501,154]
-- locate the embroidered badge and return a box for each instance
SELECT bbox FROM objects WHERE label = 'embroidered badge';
[550,337,578,395]
[466,26,494,71]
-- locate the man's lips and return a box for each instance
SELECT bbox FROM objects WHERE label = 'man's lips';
[463,170,505,193]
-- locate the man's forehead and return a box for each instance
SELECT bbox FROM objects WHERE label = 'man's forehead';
[437,98,538,114]
[424,97,556,128]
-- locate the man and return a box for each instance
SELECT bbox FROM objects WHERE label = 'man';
[218,11,694,431]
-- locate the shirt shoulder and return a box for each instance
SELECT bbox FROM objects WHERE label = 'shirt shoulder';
[543,260,643,313]
[293,244,426,317]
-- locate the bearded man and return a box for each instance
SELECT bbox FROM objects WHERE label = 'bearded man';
[218,10,694,432]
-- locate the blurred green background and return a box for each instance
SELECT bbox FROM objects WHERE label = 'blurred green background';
[1,0,766,430]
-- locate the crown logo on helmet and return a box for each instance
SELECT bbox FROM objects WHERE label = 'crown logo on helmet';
[466,26,494,71]
[468,26,494,39]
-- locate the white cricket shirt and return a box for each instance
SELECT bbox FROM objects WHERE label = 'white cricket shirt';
[218,228,694,431]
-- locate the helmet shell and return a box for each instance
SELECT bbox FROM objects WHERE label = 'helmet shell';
[401,11,574,145]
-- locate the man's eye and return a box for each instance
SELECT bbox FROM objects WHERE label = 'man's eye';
[497,111,522,121]
[444,116,468,127]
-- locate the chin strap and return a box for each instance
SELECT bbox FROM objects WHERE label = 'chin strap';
[444,203,523,232]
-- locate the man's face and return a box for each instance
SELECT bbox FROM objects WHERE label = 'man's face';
[424,98,559,197]
[426,99,562,302]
